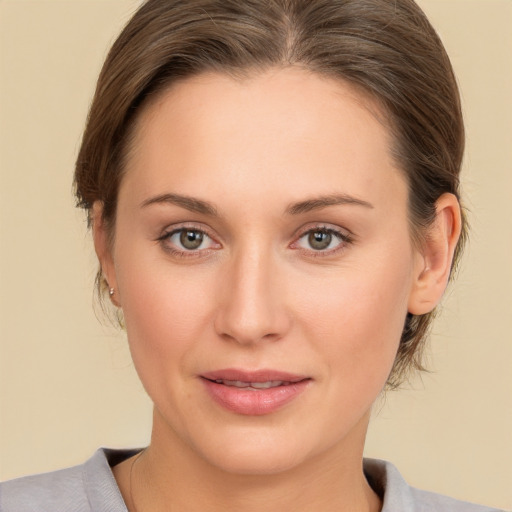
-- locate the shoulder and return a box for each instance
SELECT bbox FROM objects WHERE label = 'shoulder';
[364,458,506,512]
[0,462,89,512]
[0,448,137,512]
[410,487,505,512]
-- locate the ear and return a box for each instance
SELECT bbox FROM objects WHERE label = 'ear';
[92,201,120,307]
[408,193,462,315]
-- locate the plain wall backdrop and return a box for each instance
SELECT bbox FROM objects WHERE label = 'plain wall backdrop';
[0,1,511,509]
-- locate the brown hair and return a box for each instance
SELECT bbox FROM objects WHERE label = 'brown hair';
[74,0,466,388]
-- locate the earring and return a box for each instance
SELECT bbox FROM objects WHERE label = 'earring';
[109,287,115,297]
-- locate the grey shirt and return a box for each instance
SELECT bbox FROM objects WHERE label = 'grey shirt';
[0,448,505,511]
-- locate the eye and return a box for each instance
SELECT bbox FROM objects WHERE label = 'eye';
[177,229,207,250]
[305,230,335,251]
[159,227,219,255]
[294,226,352,254]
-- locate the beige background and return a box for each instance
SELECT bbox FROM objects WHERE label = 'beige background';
[0,0,511,509]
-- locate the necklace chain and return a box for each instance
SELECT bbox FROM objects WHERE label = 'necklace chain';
[129,449,146,512]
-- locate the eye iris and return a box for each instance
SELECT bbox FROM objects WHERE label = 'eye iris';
[308,230,332,250]
[180,230,203,250]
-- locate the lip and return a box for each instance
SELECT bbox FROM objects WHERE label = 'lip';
[200,368,311,416]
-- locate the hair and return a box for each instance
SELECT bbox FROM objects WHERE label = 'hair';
[74,0,466,389]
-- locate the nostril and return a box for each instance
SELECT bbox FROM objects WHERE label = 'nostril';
[213,262,292,344]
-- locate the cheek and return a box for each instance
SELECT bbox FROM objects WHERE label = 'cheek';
[114,243,217,379]
[293,253,413,388]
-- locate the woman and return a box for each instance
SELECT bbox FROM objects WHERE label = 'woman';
[0,0,506,511]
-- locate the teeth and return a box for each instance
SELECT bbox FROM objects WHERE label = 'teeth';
[214,379,288,389]
[219,380,250,388]
[250,381,284,389]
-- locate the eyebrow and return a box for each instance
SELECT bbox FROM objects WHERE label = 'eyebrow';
[140,193,219,216]
[286,194,374,215]
[140,192,373,217]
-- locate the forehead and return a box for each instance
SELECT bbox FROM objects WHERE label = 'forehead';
[120,67,405,213]
[136,67,392,148]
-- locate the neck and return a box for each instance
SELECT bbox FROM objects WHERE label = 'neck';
[124,408,381,512]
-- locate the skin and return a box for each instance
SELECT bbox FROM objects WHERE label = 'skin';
[94,67,461,512]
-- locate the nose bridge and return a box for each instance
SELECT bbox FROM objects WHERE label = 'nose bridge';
[215,240,289,344]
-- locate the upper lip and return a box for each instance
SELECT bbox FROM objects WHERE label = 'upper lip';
[201,368,309,383]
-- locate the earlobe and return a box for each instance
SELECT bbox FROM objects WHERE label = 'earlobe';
[92,201,120,307]
[408,193,462,315]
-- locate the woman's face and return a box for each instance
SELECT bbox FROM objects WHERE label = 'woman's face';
[102,68,425,474]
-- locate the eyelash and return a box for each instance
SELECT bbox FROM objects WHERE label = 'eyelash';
[157,224,353,259]
[157,224,219,259]
[291,224,353,258]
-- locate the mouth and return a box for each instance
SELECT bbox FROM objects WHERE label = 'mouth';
[200,369,311,415]
[208,379,299,389]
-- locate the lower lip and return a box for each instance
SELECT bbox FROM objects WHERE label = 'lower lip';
[201,379,310,416]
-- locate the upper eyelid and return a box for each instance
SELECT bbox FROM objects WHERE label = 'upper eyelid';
[158,226,220,257]
[293,222,353,240]
[291,224,354,253]
[159,223,215,239]
[156,222,353,247]
[157,224,220,251]
[294,229,350,246]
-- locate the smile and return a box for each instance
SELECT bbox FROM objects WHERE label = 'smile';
[201,369,311,415]
[212,379,294,389]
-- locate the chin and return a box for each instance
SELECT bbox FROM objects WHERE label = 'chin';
[201,439,310,476]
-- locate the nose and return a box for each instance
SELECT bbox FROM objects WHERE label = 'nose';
[214,245,292,345]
